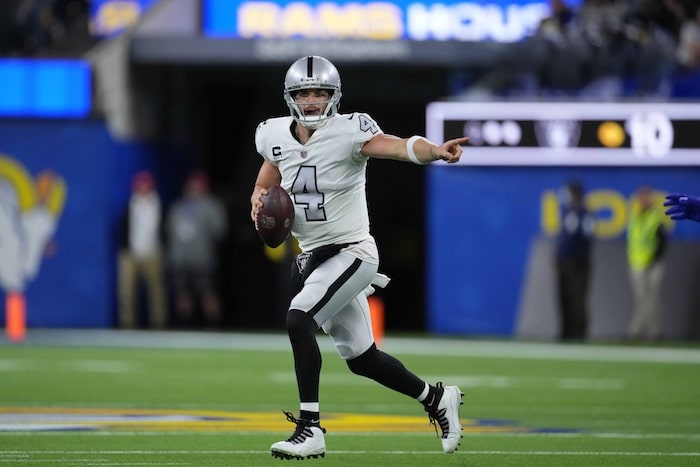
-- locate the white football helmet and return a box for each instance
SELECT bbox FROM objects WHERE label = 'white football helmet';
[284,56,342,130]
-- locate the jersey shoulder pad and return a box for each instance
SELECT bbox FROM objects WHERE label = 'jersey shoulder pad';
[256,116,289,133]
[347,112,382,139]
[256,117,291,144]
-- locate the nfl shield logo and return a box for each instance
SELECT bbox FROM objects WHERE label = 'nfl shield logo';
[300,150,308,159]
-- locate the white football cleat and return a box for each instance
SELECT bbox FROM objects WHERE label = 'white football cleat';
[271,411,326,460]
[427,383,464,453]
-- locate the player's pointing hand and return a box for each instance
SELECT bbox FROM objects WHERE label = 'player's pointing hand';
[435,136,469,164]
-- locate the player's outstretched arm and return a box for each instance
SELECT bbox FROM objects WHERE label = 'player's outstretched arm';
[664,193,700,222]
[362,135,469,165]
[251,161,282,223]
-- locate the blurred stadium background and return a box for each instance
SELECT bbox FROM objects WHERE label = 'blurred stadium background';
[2,1,700,465]
[2,0,700,340]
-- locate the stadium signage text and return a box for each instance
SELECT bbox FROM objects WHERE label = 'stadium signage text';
[204,0,558,42]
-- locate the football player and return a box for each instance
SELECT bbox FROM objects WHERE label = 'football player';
[250,55,468,460]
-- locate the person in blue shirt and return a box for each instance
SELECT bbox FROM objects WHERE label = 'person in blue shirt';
[555,180,596,341]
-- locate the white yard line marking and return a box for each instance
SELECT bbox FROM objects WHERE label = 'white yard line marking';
[0,359,136,373]
[382,339,700,364]
[62,360,135,373]
[1,450,699,457]
[5,329,700,364]
[2,431,699,439]
[269,371,626,390]
[0,360,27,371]
[0,461,189,465]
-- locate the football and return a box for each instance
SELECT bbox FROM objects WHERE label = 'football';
[255,185,295,248]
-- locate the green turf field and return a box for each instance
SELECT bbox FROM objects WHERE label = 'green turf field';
[1,330,699,466]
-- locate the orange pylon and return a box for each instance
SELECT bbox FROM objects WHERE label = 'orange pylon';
[368,296,384,348]
[6,292,26,342]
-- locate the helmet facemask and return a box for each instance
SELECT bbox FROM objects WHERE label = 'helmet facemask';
[284,56,342,130]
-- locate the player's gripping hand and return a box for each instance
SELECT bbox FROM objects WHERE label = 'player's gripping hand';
[664,193,700,222]
[251,187,268,223]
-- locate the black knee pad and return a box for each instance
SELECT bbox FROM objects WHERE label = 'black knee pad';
[346,344,379,377]
[286,309,317,338]
[346,344,424,398]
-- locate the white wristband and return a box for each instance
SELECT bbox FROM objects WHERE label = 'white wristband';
[407,135,429,165]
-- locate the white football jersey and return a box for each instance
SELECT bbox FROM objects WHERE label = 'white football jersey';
[256,112,382,253]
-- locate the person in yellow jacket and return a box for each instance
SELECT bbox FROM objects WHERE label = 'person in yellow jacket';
[626,185,667,341]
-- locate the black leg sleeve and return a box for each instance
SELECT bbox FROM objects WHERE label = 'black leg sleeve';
[286,309,322,403]
[346,344,425,398]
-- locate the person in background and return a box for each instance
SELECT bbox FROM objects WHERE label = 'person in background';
[117,170,167,329]
[626,184,667,341]
[166,170,227,328]
[555,180,596,341]
[664,193,700,222]
[676,5,700,72]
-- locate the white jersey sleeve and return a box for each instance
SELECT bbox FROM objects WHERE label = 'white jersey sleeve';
[255,113,383,253]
